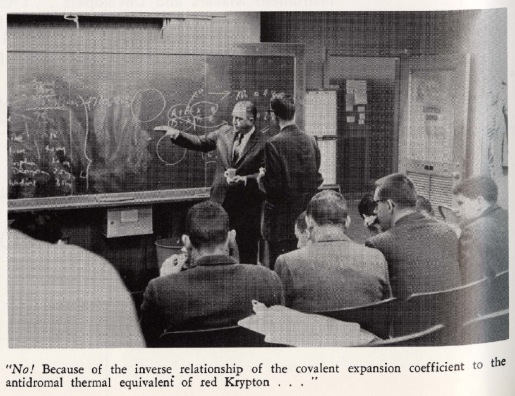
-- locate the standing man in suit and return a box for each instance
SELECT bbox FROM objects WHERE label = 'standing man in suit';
[452,175,508,284]
[365,173,461,300]
[155,101,265,264]
[139,201,284,346]
[274,190,391,313]
[258,93,323,268]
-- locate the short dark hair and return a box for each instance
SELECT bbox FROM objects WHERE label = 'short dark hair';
[453,175,498,203]
[270,93,295,121]
[185,201,230,249]
[358,193,377,219]
[307,190,348,227]
[416,195,434,216]
[295,211,308,233]
[375,173,417,208]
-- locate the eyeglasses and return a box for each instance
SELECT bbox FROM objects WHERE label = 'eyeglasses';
[373,198,388,204]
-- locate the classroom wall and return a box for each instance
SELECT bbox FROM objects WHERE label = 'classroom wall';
[453,9,508,209]
[8,13,261,52]
[261,10,508,209]
[261,11,457,89]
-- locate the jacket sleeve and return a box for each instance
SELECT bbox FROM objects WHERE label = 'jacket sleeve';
[262,141,287,200]
[139,281,167,347]
[459,226,495,284]
[274,257,294,308]
[173,128,222,153]
[312,137,324,188]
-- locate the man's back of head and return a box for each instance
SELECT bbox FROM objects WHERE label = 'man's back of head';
[185,200,230,251]
[306,190,349,236]
[270,93,295,122]
[375,173,417,208]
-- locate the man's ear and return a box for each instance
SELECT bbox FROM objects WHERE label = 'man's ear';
[228,229,236,245]
[344,214,351,230]
[476,196,488,212]
[387,199,395,213]
[182,234,192,250]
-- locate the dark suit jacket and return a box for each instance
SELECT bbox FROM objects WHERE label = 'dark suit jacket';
[140,255,284,346]
[261,124,323,241]
[274,235,392,312]
[174,126,266,235]
[365,212,461,300]
[458,205,509,284]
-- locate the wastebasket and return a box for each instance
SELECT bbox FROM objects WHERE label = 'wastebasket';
[155,237,183,269]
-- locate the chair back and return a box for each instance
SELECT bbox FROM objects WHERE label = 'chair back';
[483,270,509,314]
[367,325,445,347]
[158,325,286,348]
[315,297,397,340]
[392,278,489,344]
[460,309,509,344]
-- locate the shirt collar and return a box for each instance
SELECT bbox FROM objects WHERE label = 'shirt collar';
[280,122,297,131]
[195,254,238,267]
[461,204,501,228]
[238,126,255,138]
[314,234,351,243]
[394,211,427,226]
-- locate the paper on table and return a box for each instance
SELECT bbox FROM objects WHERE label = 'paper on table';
[239,303,377,347]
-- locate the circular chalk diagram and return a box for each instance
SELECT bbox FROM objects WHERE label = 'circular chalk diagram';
[131,88,166,123]
[155,134,188,166]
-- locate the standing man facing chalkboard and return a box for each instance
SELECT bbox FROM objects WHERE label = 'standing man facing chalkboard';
[258,93,324,269]
[154,101,265,264]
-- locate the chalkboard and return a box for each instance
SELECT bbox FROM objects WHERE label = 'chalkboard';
[8,50,298,210]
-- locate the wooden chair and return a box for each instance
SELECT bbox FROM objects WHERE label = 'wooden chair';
[315,297,397,340]
[460,310,509,344]
[366,325,445,347]
[483,270,509,315]
[392,278,489,344]
[158,325,288,348]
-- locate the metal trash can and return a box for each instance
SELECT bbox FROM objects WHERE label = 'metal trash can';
[155,237,183,269]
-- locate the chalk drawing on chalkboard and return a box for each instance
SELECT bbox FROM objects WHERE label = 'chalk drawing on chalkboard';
[131,89,167,123]
[76,94,93,190]
[155,134,188,166]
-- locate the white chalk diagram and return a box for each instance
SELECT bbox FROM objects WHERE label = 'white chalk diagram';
[9,81,275,194]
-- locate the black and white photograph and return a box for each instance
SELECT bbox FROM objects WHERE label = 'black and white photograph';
[5,8,509,350]
[2,5,513,395]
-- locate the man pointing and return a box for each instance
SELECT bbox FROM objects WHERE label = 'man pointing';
[154,101,266,264]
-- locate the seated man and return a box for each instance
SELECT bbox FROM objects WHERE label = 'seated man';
[274,190,391,313]
[8,228,144,348]
[140,201,284,346]
[358,193,382,234]
[453,175,508,284]
[365,173,461,300]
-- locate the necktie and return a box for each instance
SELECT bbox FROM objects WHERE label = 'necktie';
[233,132,244,162]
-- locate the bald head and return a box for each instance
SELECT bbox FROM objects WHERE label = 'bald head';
[231,101,256,134]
